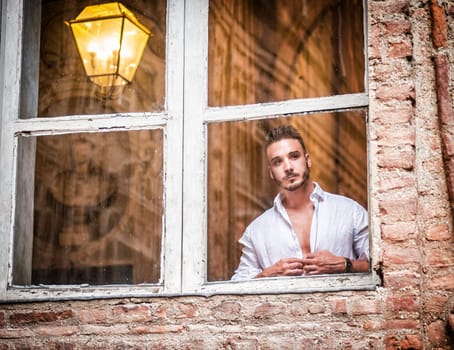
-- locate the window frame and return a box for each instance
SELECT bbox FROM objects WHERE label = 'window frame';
[0,0,185,301]
[181,0,379,294]
[0,0,379,302]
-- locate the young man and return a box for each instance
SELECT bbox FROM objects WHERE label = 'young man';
[231,125,369,280]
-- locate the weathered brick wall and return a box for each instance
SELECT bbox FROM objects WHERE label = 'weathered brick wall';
[0,1,453,349]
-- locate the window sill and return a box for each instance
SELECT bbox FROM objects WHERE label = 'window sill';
[199,271,381,296]
[0,272,381,303]
[0,284,164,303]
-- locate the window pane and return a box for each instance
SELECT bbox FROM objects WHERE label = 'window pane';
[207,111,367,281]
[20,0,166,118]
[14,130,163,285]
[208,0,364,106]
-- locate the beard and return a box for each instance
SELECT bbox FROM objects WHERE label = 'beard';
[274,167,310,192]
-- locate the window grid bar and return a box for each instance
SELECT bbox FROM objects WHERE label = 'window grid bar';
[13,113,169,136]
[203,93,369,123]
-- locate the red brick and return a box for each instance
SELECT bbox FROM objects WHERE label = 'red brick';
[35,325,79,337]
[376,127,415,147]
[331,299,347,315]
[430,1,448,49]
[383,20,412,35]
[384,335,400,348]
[177,303,198,319]
[77,308,109,324]
[426,273,454,291]
[377,170,416,193]
[211,301,240,320]
[155,305,167,318]
[383,245,420,265]
[79,324,129,336]
[379,196,417,219]
[371,61,411,82]
[363,320,382,331]
[384,270,420,289]
[377,146,414,170]
[386,295,419,312]
[369,0,409,17]
[364,319,420,332]
[427,320,448,344]
[424,223,451,241]
[0,328,34,339]
[419,197,451,220]
[423,295,448,315]
[371,103,413,124]
[369,24,382,59]
[400,334,423,350]
[307,303,325,314]
[351,299,381,315]
[375,83,415,101]
[388,41,413,58]
[381,221,416,241]
[9,310,73,324]
[425,248,454,267]
[433,54,454,128]
[111,304,150,323]
[383,319,420,330]
[253,302,286,319]
[385,334,423,350]
[290,300,308,316]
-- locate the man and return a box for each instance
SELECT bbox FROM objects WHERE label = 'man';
[231,125,369,280]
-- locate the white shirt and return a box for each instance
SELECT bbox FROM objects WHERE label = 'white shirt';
[231,183,369,280]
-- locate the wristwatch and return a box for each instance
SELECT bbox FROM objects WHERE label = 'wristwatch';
[344,258,353,273]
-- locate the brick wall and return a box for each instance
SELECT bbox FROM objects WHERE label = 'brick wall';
[1,1,453,349]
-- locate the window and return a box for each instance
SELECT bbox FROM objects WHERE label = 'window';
[207,111,368,283]
[0,0,378,301]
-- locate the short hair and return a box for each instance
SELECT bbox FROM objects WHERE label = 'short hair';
[265,125,307,153]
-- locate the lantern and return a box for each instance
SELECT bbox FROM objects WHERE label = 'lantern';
[65,2,152,91]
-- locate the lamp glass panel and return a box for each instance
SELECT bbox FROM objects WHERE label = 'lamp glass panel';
[78,2,123,19]
[118,19,151,82]
[71,18,123,80]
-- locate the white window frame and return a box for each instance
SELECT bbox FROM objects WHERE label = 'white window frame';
[181,0,379,295]
[0,0,185,301]
[0,0,379,302]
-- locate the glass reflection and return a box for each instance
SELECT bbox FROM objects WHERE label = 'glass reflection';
[208,0,364,106]
[20,0,166,118]
[15,130,163,285]
[207,111,367,281]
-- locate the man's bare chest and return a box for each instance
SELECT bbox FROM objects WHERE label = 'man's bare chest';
[286,206,314,254]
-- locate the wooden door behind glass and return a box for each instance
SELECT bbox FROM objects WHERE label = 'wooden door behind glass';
[207,0,366,281]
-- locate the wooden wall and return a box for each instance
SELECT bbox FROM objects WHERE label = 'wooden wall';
[207,0,367,281]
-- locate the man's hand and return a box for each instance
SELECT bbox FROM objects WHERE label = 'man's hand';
[256,257,304,278]
[301,250,346,275]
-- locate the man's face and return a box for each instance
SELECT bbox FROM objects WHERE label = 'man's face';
[266,138,311,192]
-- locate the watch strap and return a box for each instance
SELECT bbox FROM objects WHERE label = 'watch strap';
[344,258,353,273]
